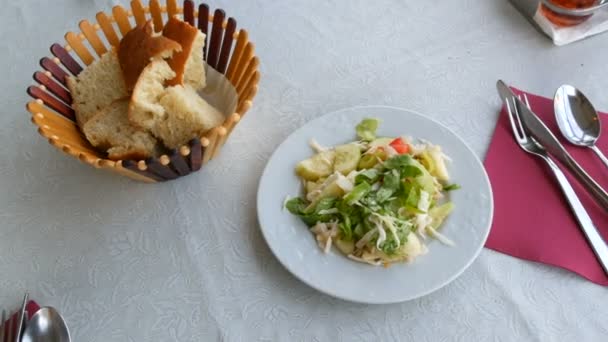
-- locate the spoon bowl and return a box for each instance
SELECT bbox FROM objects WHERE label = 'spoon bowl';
[555,84,608,168]
[22,307,70,342]
[554,84,600,146]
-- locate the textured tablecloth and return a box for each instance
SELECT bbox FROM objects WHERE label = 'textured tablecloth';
[1,0,607,341]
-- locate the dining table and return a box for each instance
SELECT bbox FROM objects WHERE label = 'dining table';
[1,0,607,341]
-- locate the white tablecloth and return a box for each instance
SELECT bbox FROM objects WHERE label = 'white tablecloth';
[1,0,607,340]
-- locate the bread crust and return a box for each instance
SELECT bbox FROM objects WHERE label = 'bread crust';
[83,98,158,161]
[162,17,200,86]
[118,20,182,90]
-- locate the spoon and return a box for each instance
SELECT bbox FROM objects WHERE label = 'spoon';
[22,307,70,342]
[554,84,608,169]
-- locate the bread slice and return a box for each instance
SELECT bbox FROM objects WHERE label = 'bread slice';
[162,17,206,90]
[67,50,128,127]
[83,99,158,160]
[128,60,176,130]
[130,59,224,148]
[118,20,182,91]
[157,85,224,148]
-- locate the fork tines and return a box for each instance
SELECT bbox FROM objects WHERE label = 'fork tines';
[506,94,532,142]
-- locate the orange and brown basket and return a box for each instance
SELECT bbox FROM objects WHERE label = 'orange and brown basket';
[26,0,259,182]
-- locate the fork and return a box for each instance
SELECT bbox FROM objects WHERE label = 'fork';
[506,94,608,276]
[1,293,28,342]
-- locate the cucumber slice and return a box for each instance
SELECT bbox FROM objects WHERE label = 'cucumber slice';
[317,181,345,199]
[295,150,335,181]
[335,239,355,255]
[402,232,424,257]
[334,144,361,175]
[358,154,378,169]
[305,180,322,195]
[428,146,449,181]
[409,158,436,194]
[306,173,347,210]
[429,202,454,229]
[418,151,436,174]
[373,233,423,261]
[357,149,388,170]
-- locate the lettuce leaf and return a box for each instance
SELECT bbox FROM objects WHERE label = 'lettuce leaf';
[356,118,380,141]
[383,154,413,170]
[355,169,380,184]
[285,197,309,215]
[443,183,461,191]
[338,214,353,241]
[285,197,339,226]
[376,171,400,203]
[343,181,371,205]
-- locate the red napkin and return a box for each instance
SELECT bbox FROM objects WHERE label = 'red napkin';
[484,87,608,286]
[2,301,39,342]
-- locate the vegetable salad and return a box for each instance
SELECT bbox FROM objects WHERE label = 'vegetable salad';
[285,118,459,266]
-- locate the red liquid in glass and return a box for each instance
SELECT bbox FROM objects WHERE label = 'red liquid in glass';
[541,0,598,27]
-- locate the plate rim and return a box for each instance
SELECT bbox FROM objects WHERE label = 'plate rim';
[257,105,494,304]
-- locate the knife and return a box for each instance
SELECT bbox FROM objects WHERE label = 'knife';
[15,292,27,342]
[497,80,608,212]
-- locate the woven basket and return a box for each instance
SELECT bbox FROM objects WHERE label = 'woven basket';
[26,0,259,182]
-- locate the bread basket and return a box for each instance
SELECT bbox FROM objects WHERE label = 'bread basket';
[26,0,259,182]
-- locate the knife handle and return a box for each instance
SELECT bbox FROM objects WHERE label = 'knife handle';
[589,145,608,170]
[563,154,608,212]
[545,156,608,275]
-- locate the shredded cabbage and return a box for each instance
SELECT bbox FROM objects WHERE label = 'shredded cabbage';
[309,138,327,153]
[285,118,459,266]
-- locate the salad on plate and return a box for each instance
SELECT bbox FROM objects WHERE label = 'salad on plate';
[285,118,459,266]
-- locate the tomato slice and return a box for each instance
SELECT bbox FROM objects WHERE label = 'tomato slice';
[389,138,410,154]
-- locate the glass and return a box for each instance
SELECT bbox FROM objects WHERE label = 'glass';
[540,0,599,27]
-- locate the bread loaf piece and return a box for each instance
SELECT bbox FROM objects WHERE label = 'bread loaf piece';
[67,50,128,127]
[72,18,219,161]
[157,84,224,148]
[128,60,176,130]
[83,99,158,160]
[118,20,182,91]
[130,60,224,149]
[162,17,206,90]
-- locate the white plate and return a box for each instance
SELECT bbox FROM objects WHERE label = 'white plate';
[257,106,493,304]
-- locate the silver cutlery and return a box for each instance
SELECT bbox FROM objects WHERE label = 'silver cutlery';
[540,0,608,17]
[16,293,28,342]
[554,84,608,169]
[22,307,70,342]
[497,80,608,212]
[0,293,27,342]
[506,93,608,275]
